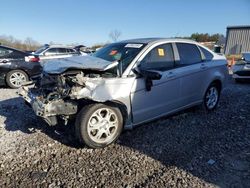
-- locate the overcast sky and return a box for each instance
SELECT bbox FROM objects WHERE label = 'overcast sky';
[0,0,249,46]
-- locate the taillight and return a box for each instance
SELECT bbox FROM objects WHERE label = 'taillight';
[29,57,40,62]
[25,56,40,62]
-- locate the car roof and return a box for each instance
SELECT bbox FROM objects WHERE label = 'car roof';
[46,45,76,49]
[242,52,250,55]
[120,38,198,45]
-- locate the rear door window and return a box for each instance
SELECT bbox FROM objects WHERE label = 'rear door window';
[140,43,175,71]
[176,43,202,65]
[45,48,58,56]
[57,48,68,54]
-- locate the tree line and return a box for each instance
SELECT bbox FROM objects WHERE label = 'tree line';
[0,35,41,51]
[176,33,225,43]
[0,32,225,52]
[189,33,225,43]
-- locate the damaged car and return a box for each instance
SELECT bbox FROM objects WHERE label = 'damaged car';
[232,52,250,82]
[18,38,228,148]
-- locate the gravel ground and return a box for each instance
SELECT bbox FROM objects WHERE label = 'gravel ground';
[0,78,249,188]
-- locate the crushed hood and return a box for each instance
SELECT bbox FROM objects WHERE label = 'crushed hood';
[43,55,118,74]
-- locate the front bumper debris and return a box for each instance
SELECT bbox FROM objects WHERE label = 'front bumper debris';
[18,86,78,126]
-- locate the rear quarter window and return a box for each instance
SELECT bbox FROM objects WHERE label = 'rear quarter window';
[67,49,76,53]
[199,46,214,61]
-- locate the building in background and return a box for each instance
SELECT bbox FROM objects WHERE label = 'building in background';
[225,25,250,55]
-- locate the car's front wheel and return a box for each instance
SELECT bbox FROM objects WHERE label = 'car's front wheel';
[75,103,123,149]
[6,70,29,88]
[203,83,220,111]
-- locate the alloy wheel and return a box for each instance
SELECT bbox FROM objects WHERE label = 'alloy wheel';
[205,86,219,110]
[87,108,119,144]
[9,72,27,87]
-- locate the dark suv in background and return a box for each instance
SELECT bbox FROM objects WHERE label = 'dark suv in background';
[0,45,42,88]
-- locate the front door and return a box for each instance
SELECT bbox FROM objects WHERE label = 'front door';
[130,43,181,124]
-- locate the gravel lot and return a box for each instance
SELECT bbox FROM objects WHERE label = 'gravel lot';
[0,78,249,188]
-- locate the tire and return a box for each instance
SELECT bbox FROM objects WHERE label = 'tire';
[75,103,123,149]
[6,70,29,89]
[203,83,220,111]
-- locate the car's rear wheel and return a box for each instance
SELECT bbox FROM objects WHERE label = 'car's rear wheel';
[75,103,123,149]
[6,70,29,88]
[204,84,220,111]
[235,78,244,83]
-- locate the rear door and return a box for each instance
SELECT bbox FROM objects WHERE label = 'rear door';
[57,48,75,58]
[174,43,210,106]
[130,43,181,124]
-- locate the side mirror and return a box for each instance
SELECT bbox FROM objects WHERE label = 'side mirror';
[140,69,162,80]
[131,67,143,78]
[133,67,162,91]
[132,67,162,80]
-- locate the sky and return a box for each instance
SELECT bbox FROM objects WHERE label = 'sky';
[0,0,249,46]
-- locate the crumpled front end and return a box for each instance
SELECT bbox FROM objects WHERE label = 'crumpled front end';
[18,68,123,126]
[18,81,78,126]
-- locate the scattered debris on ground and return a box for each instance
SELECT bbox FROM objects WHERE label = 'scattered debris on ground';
[0,79,249,187]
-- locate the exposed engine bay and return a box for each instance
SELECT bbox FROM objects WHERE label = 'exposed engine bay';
[18,69,118,126]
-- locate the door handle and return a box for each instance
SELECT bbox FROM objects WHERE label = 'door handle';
[0,59,9,63]
[166,72,175,78]
[200,64,208,69]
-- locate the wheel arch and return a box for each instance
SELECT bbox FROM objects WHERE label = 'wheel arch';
[202,79,222,99]
[210,79,222,93]
[104,100,129,126]
[77,99,129,126]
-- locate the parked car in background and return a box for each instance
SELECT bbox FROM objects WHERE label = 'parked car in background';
[29,44,86,63]
[80,48,96,55]
[19,38,228,148]
[0,45,42,88]
[232,52,250,82]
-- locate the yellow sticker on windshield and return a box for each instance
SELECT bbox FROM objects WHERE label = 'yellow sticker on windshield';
[158,48,165,56]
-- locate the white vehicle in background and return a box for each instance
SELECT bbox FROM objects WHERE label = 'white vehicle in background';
[26,44,87,64]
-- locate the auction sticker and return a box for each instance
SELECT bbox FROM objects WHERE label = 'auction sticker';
[125,44,143,48]
[158,48,165,56]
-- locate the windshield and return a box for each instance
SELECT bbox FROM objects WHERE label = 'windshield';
[93,43,145,73]
[35,46,48,54]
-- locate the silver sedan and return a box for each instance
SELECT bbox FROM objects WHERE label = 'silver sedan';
[19,38,228,148]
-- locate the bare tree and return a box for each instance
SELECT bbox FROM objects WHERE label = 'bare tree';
[0,35,41,51]
[24,37,33,51]
[109,30,122,42]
